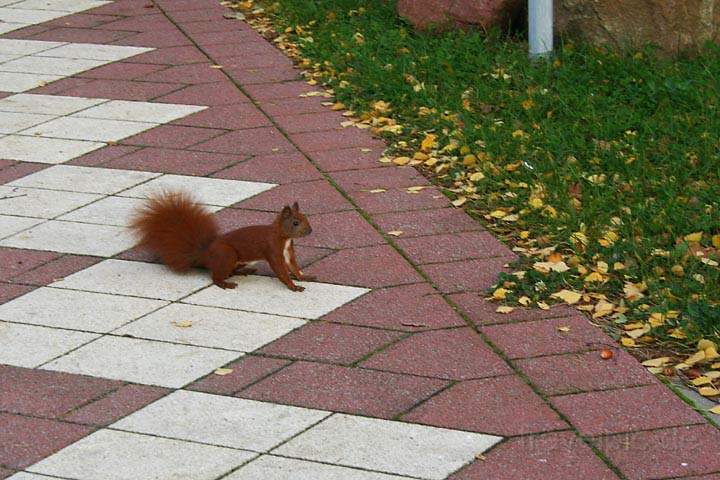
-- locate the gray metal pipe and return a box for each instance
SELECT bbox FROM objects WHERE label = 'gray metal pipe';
[528,0,553,58]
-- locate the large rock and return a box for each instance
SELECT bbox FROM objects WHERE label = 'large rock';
[555,0,720,55]
[397,0,523,32]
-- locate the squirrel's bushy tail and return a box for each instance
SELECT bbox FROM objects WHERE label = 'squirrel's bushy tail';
[130,190,219,272]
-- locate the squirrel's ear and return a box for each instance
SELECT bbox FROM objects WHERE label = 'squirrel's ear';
[281,205,292,218]
[292,201,299,212]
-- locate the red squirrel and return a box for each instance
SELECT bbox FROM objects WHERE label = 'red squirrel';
[130,190,314,292]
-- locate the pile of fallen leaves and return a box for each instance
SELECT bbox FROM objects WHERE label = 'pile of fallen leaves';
[220,0,720,406]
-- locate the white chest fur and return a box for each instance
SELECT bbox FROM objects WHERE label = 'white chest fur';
[283,239,292,267]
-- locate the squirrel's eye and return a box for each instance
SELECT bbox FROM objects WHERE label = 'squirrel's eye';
[293,220,300,226]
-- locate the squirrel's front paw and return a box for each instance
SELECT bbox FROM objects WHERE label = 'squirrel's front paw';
[290,284,305,292]
[217,281,237,289]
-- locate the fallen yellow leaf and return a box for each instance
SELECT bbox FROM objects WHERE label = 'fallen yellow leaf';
[518,296,531,306]
[551,289,582,305]
[584,271,605,283]
[387,230,403,237]
[712,234,720,248]
[369,188,386,193]
[420,133,437,152]
[496,306,514,314]
[469,172,485,182]
[213,368,233,376]
[557,326,570,333]
[621,337,636,347]
[492,288,508,300]
[537,301,550,310]
[393,156,411,166]
[691,376,712,386]
[710,405,720,414]
[686,350,706,366]
[699,387,720,397]
[172,320,192,328]
[684,232,703,242]
[452,197,467,207]
[626,324,651,339]
[642,357,670,367]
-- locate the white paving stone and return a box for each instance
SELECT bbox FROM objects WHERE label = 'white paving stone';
[0,220,135,256]
[0,7,64,23]
[6,472,58,479]
[77,99,206,123]
[27,429,255,480]
[0,186,101,218]
[0,321,98,368]
[60,196,223,227]
[0,39,62,55]
[0,93,106,115]
[21,116,156,142]
[51,259,211,301]
[0,111,53,134]
[274,414,502,480]
[120,174,275,207]
[113,391,330,452]
[0,287,167,332]
[0,135,104,163]
[9,0,110,12]
[227,456,411,480]
[44,335,240,387]
[9,165,160,194]
[185,275,369,320]
[0,71,62,92]
[0,55,106,76]
[39,43,152,61]
[0,23,21,34]
[115,303,305,351]
[0,214,42,239]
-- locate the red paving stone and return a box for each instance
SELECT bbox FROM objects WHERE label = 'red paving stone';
[173,103,271,130]
[121,125,226,149]
[304,244,424,288]
[0,413,92,469]
[0,162,47,184]
[310,146,388,172]
[226,65,302,84]
[191,126,296,155]
[78,62,167,80]
[330,166,430,191]
[352,186,450,214]
[481,314,615,359]
[450,431,620,480]
[516,349,656,396]
[235,179,352,214]
[104,147,246,176]
[155,82,250,105]
[30,27,132,44]
[291,129,386,153]
[295,210,386,249]
[403,376,567,436]
[212,152,322,184]
[322,282,466,331]
[396,231,515,265]
[0,366,120,418]
[243,81,319,101]
[273,111,347,134]
[448,292,577,325]
[552,384,705,436]
[67,145,141,167]
[56,79,183,101]
[130,45,210,65]
[186,356,291,396]
[140,63,228,84]
[240,361,448,418]
[361,328,512,380]
[596,425,720,480]
[374,208,482,238]
[260,97,337,117]
[0,283,36,303]
[422,257,512,293]
[0,248,59,281]
[259,322,403,365]
[63,384,170,426]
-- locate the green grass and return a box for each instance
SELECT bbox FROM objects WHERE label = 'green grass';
[253,0,720,348]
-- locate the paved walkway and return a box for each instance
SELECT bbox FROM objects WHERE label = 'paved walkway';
[0,1,718,479]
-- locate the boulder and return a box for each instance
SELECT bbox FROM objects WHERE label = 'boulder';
[397,0,524,32]
[555,0,720,55]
